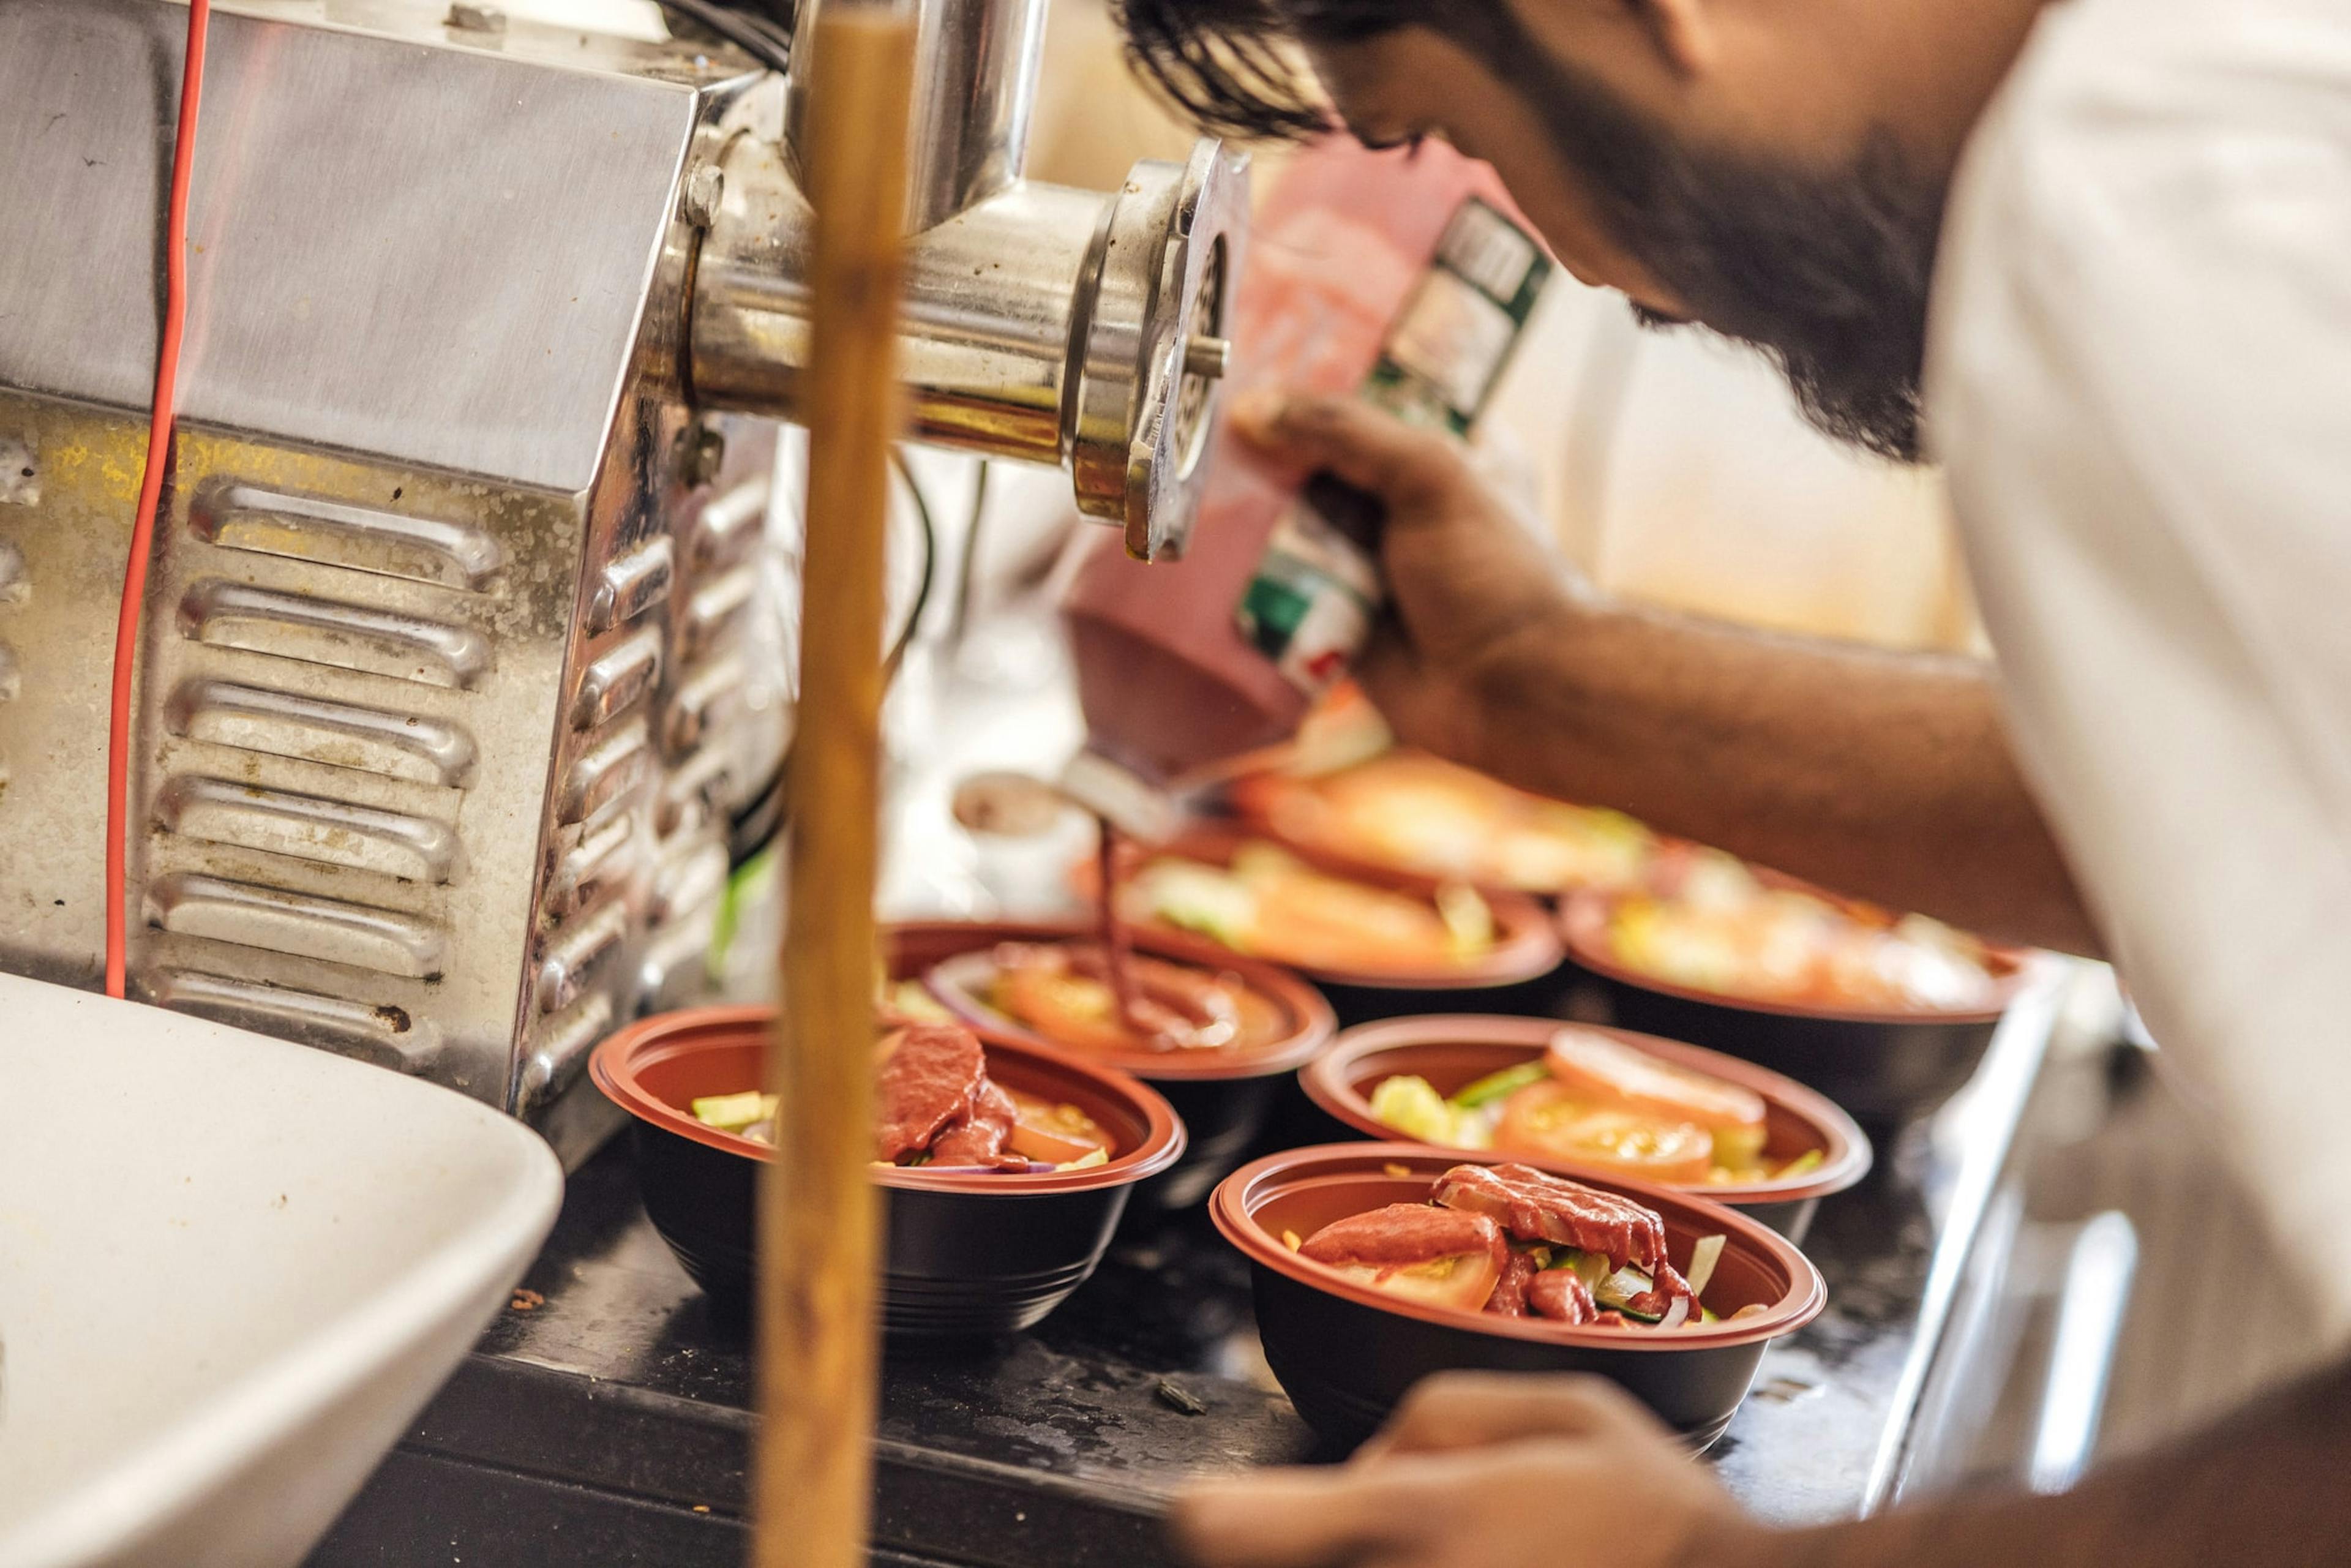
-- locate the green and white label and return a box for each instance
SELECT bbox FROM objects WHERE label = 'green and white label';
[1236,197,1552,696]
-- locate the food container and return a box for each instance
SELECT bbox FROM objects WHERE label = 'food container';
[1224,753,1654,901]
[1086,822,1569,1027]
[897,920,1334,1210]
[591,1006,1186,1337]
[1558,898,2026,1127]
[1212,1144,1825,1452]
[1299,1015,1872,1240]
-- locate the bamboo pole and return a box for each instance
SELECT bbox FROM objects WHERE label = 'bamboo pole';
[758,8,917,1568]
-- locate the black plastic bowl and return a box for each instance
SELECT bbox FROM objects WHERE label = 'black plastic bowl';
[592,1005,1186,1337]
[1558,898,2027,1127]
[1212,1144,1824,1452]
[1302,1015,1872,1242]
[896,920,1335,1211]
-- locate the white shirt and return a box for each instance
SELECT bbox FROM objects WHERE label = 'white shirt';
[1930,0,2351,1337]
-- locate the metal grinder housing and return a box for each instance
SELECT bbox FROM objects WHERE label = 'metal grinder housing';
[0,0,1246,1162]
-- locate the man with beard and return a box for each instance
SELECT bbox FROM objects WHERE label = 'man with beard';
[1101,1,2351,1565]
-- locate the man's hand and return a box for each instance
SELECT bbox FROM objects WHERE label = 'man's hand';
[1226,386,2096,955]
[1170,1373,1766,1568]
[1232,393,1583,770]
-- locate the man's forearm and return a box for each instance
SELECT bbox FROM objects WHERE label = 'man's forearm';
[1745,1353,2351,1568]
[1466,597,2099,956]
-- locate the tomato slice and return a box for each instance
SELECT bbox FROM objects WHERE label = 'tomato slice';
[1002,1087,1112,1165]
[995,966,1130,1054]
[1544,1029,1766,1134]
[1324,1250,1504,1314]
[1494,1080,1715,1184]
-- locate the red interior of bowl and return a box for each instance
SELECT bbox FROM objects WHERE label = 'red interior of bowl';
[1302,1016,1871,1206]
[1074,822,1566,991]
[1558,895,2028,1026]
[890,920,1337,1081]
[1213,1144,1825,1350]
[593,1005,1186,1193]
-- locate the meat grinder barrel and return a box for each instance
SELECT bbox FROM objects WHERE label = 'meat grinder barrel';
[689,0,1248,561]
[786,0,1048,234]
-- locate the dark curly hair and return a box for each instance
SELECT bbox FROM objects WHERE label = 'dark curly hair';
[1108,0,1941,462]
[1111,1,1515,141]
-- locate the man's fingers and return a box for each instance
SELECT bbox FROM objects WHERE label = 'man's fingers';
[1231,392,1469,512]
[1352,630,1419,710]
[1168,1467,1409,1568]
[1355,1373,1673,1463]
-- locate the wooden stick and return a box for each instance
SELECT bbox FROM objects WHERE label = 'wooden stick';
[758,9,916,1568]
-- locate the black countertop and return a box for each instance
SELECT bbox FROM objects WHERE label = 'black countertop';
[309,975,2066,1568]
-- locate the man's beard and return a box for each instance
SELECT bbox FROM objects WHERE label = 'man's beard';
[1612,132,1944,464]
[1463,17,1946,463]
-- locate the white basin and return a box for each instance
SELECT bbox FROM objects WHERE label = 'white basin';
[0,977,564,1568]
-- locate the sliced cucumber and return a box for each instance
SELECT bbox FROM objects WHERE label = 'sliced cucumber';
[1595,1264,1663,1322]
[691,1090,777,1133]
[1448,1060,1551,1110]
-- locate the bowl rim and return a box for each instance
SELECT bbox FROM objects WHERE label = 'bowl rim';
[1211,1142,1826,1351]
[1300,1015,1873,1206]
[1557,895,2029,1027]
[895,918,1338,1082]
[591,1003,1188,1193]
[1087,821,1567,991]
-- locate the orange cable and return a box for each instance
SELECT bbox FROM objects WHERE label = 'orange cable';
[106,0,211,999]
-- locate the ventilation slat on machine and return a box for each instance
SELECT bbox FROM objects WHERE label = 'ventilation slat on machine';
[146,871,446,978]
[179,580,490,689]
[158,776,459,883]
[167,678,476,787]
[559,719,652,827]
[535,900,631,1015]
[586,537,675,634]
[149,967,443,1071]
[570,627,664,730]
[190,484,507,591]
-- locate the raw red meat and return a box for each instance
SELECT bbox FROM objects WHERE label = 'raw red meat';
[929,1078,1027,1169]
[1299,1202,1507,1271]
[1434,1163,1695,1310]
[1485,1247,1540,1317]
[874,1023,989,1163]
[1528,1268,1600,1325]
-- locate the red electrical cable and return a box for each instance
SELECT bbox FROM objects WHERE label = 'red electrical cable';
[106,0,212,1000]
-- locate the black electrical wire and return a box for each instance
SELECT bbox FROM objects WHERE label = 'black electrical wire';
[886,448,940,682]
[947,460,991,645]
[730,446,936,866]
[656,0,794,73]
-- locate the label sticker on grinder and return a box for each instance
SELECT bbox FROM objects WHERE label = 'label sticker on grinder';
[1237,197,1551,696]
